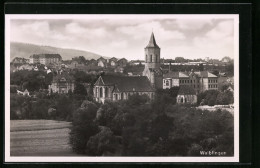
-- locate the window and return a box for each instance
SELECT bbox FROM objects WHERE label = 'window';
[150,55,152,62]
[146,55,148,62]
[100,87,103,97]
[166,80,169,86]
[121,92,124,100]
[105,87,109,98]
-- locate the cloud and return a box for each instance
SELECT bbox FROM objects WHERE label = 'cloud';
[116,21,185,42]
[175,19,213,30]
[10,17,235,60]
[206,20,234,40]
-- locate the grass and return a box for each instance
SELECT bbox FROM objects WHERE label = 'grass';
[10,120,78,156]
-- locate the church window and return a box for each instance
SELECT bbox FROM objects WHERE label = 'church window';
[105,87,109,98]
[121,92,124,99]
[100,87,103,97]
[150,55,152,62]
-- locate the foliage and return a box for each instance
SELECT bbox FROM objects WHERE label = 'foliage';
[69,101,99,154]
[73,83,87,96]
[197,90,234,106]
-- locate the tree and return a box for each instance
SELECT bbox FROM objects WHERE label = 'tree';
[150,114,174,142]
[86,127,123,156]
[175,57,186,63]
[69,101,99,154]
[73,83,87,96]
[127,94,149,106]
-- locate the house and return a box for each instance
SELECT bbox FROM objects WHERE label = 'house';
[17,64,34,71]
[114,67,124,73]
[226,85,234,93]
[29,54,62,65]
[163,71,190,89]
[176,86,197,104]
[93,75,155,103]
[88,59,98,66]
[12,57,29,64]
[17,89,30,96]
[69,60,86,69]
[48,73,75,94]
[97,57,107,67]
[117,58,128,67]
[109,57,118,67]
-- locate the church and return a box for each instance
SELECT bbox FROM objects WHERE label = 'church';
[93,32,215,104]
[93,32,160,103]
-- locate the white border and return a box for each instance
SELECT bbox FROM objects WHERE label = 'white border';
[5,14,239,163]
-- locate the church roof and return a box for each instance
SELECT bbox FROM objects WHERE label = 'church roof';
[95,75,155,92]
[178,86,196,95]
[146,32,160,48]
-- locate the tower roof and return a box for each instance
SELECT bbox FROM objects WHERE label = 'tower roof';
[146,32,160,48]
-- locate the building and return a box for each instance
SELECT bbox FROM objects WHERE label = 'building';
[176,86,197,104]
[117,58,128,67]
[93,75,155,103]
[17,89,30,96]
[48,73,75,94]
[12,57,29,64]
[29,54,62,65]
[109,57,118,67]
[142,32,163,88]
[97,57,107,67]
[163,70,218,93]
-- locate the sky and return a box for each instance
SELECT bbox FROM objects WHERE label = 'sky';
[10,15,236,60]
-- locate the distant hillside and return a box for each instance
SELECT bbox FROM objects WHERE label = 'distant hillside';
[10,42,105,61]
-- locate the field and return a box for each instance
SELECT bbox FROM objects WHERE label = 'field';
[10,120,78,156]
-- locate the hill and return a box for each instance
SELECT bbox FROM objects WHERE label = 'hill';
[10,42,105,61]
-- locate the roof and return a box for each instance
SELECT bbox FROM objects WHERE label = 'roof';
[95,75,155,92]
[178,86,196,95]
[29,54,62,59]
[194,71,217,78]
[118,58,128,62]
[146,32,160,48]
[163,71,189,78]
[52,73,74,83]
[109,57,118,61]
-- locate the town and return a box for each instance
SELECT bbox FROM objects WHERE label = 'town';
[10,32,234,156]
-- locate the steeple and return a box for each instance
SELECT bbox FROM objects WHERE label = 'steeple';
[146,32,160,48]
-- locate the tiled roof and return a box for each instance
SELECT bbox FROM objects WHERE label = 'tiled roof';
[178,86,196,95]
[52,73,74,83]
[163,71,189,78]
[96,75,155,92]
[194,71,217,78]
[146,32,160,48]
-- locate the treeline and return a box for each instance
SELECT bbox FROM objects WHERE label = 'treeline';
[10,89,92,120]
[70,94,234,156]
[10,70,98,92]
[198,89,234,106]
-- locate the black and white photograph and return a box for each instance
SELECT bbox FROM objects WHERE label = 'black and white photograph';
[5,14,239,162]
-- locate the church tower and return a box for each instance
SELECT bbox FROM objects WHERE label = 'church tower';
[144,32,161,69]
[143,32,163,88]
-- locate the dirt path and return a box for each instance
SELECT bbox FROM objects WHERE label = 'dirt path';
[10,120,79,156]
